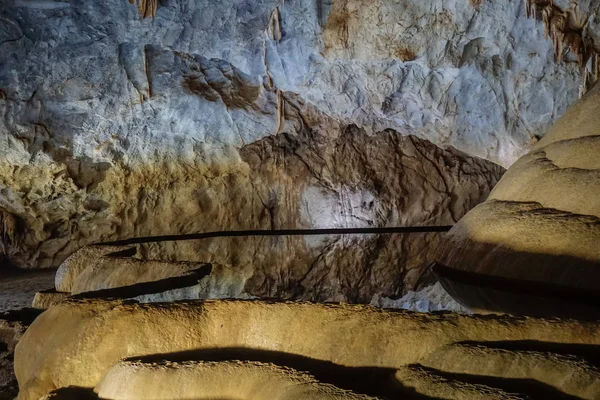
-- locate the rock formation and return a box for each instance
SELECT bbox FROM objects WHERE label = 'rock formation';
[0,0,585,271]
[43,129,502,304]
[525,0,600,92]
[15,298,600,400]
[436,66,600,318]
[4,1,600,399]
[95,360,377,400]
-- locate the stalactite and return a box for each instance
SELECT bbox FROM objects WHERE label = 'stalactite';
[267,6,283,42]
[0,210,23,255]
[525,0,599,94]
[129,0,158,19]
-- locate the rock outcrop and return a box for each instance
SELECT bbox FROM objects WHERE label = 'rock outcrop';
[15,298,600,400]
[0,0,585,270]
[436,67,600,318]
[40,127,503,303]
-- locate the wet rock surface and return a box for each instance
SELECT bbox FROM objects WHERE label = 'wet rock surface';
[50,128,503,304]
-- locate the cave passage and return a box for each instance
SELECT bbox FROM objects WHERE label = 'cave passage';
[97,225,454,246]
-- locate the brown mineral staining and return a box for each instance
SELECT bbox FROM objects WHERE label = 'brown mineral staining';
[470,0,483,10]
[394,47,417,62]
[129,0,158,18]
[525,0,600,90]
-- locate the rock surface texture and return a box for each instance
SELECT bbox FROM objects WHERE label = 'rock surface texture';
[0,0,587,272]
[48,128,502,303]
[95,360,377,400]
[15,298,600,400]
[437,68,600,318]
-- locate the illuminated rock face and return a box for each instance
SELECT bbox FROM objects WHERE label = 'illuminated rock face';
[436,81,600,318]
[0,0,582,271]
[94,360,377,400]
[43,129,502,303]
[14,299,600,400]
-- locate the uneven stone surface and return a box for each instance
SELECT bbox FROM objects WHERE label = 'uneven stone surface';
[0,318,22,400]
[0,0,587,271]
[394,365,526,400]
[0,270,55,313]
[52,243,468,309]
[370,282,468,313]
[437,70,600,317]
[15,298,600,400]
[31,290,70,310]
[96,360,377,400]
[421,342,600,399]
[49,128,503,302]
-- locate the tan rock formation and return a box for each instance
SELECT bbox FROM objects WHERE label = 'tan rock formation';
[436,69,600,317]
[15,299,600,400]
[96,360,376,400]
[57,250,210,296]
[394,365,525,400]
[129,0,158,19]
[420,342,600,400]
[31,291,70,310]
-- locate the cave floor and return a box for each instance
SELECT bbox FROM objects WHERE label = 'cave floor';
[0,270,55,313]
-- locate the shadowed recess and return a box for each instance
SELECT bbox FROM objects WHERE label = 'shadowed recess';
[126,347,433,400]
[71,264,212,300]
[97,226,453,246]
[408,364,583,400]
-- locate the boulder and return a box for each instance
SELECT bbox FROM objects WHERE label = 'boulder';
[436,80,600,318]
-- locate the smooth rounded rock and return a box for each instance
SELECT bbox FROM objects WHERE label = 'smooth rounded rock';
[436,82,600,318]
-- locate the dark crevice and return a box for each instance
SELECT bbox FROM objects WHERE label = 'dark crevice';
[126,347,435,400]
[455,340,600,368]
[433,262,600,319]
[96,226,453,247]
[37,387,98,400]
[104,246,137,258]
[72,264,212,300]
[409,364,584,400]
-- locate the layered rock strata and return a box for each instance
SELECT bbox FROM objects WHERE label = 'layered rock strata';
[15,298,600,400]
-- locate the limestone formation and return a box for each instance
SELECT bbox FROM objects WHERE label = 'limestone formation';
[15,298,600,400]
[436,64,600,318]
[129,0,158,19]
[30,291,69,310]
[421,343,600,399]
[0,0,586,272]
[96,360,377,400]
[45,128,503,303]
[4,1,600,399]
[525,0,600,93]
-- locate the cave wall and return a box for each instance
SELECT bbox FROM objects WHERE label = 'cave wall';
[0,0,586,269]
